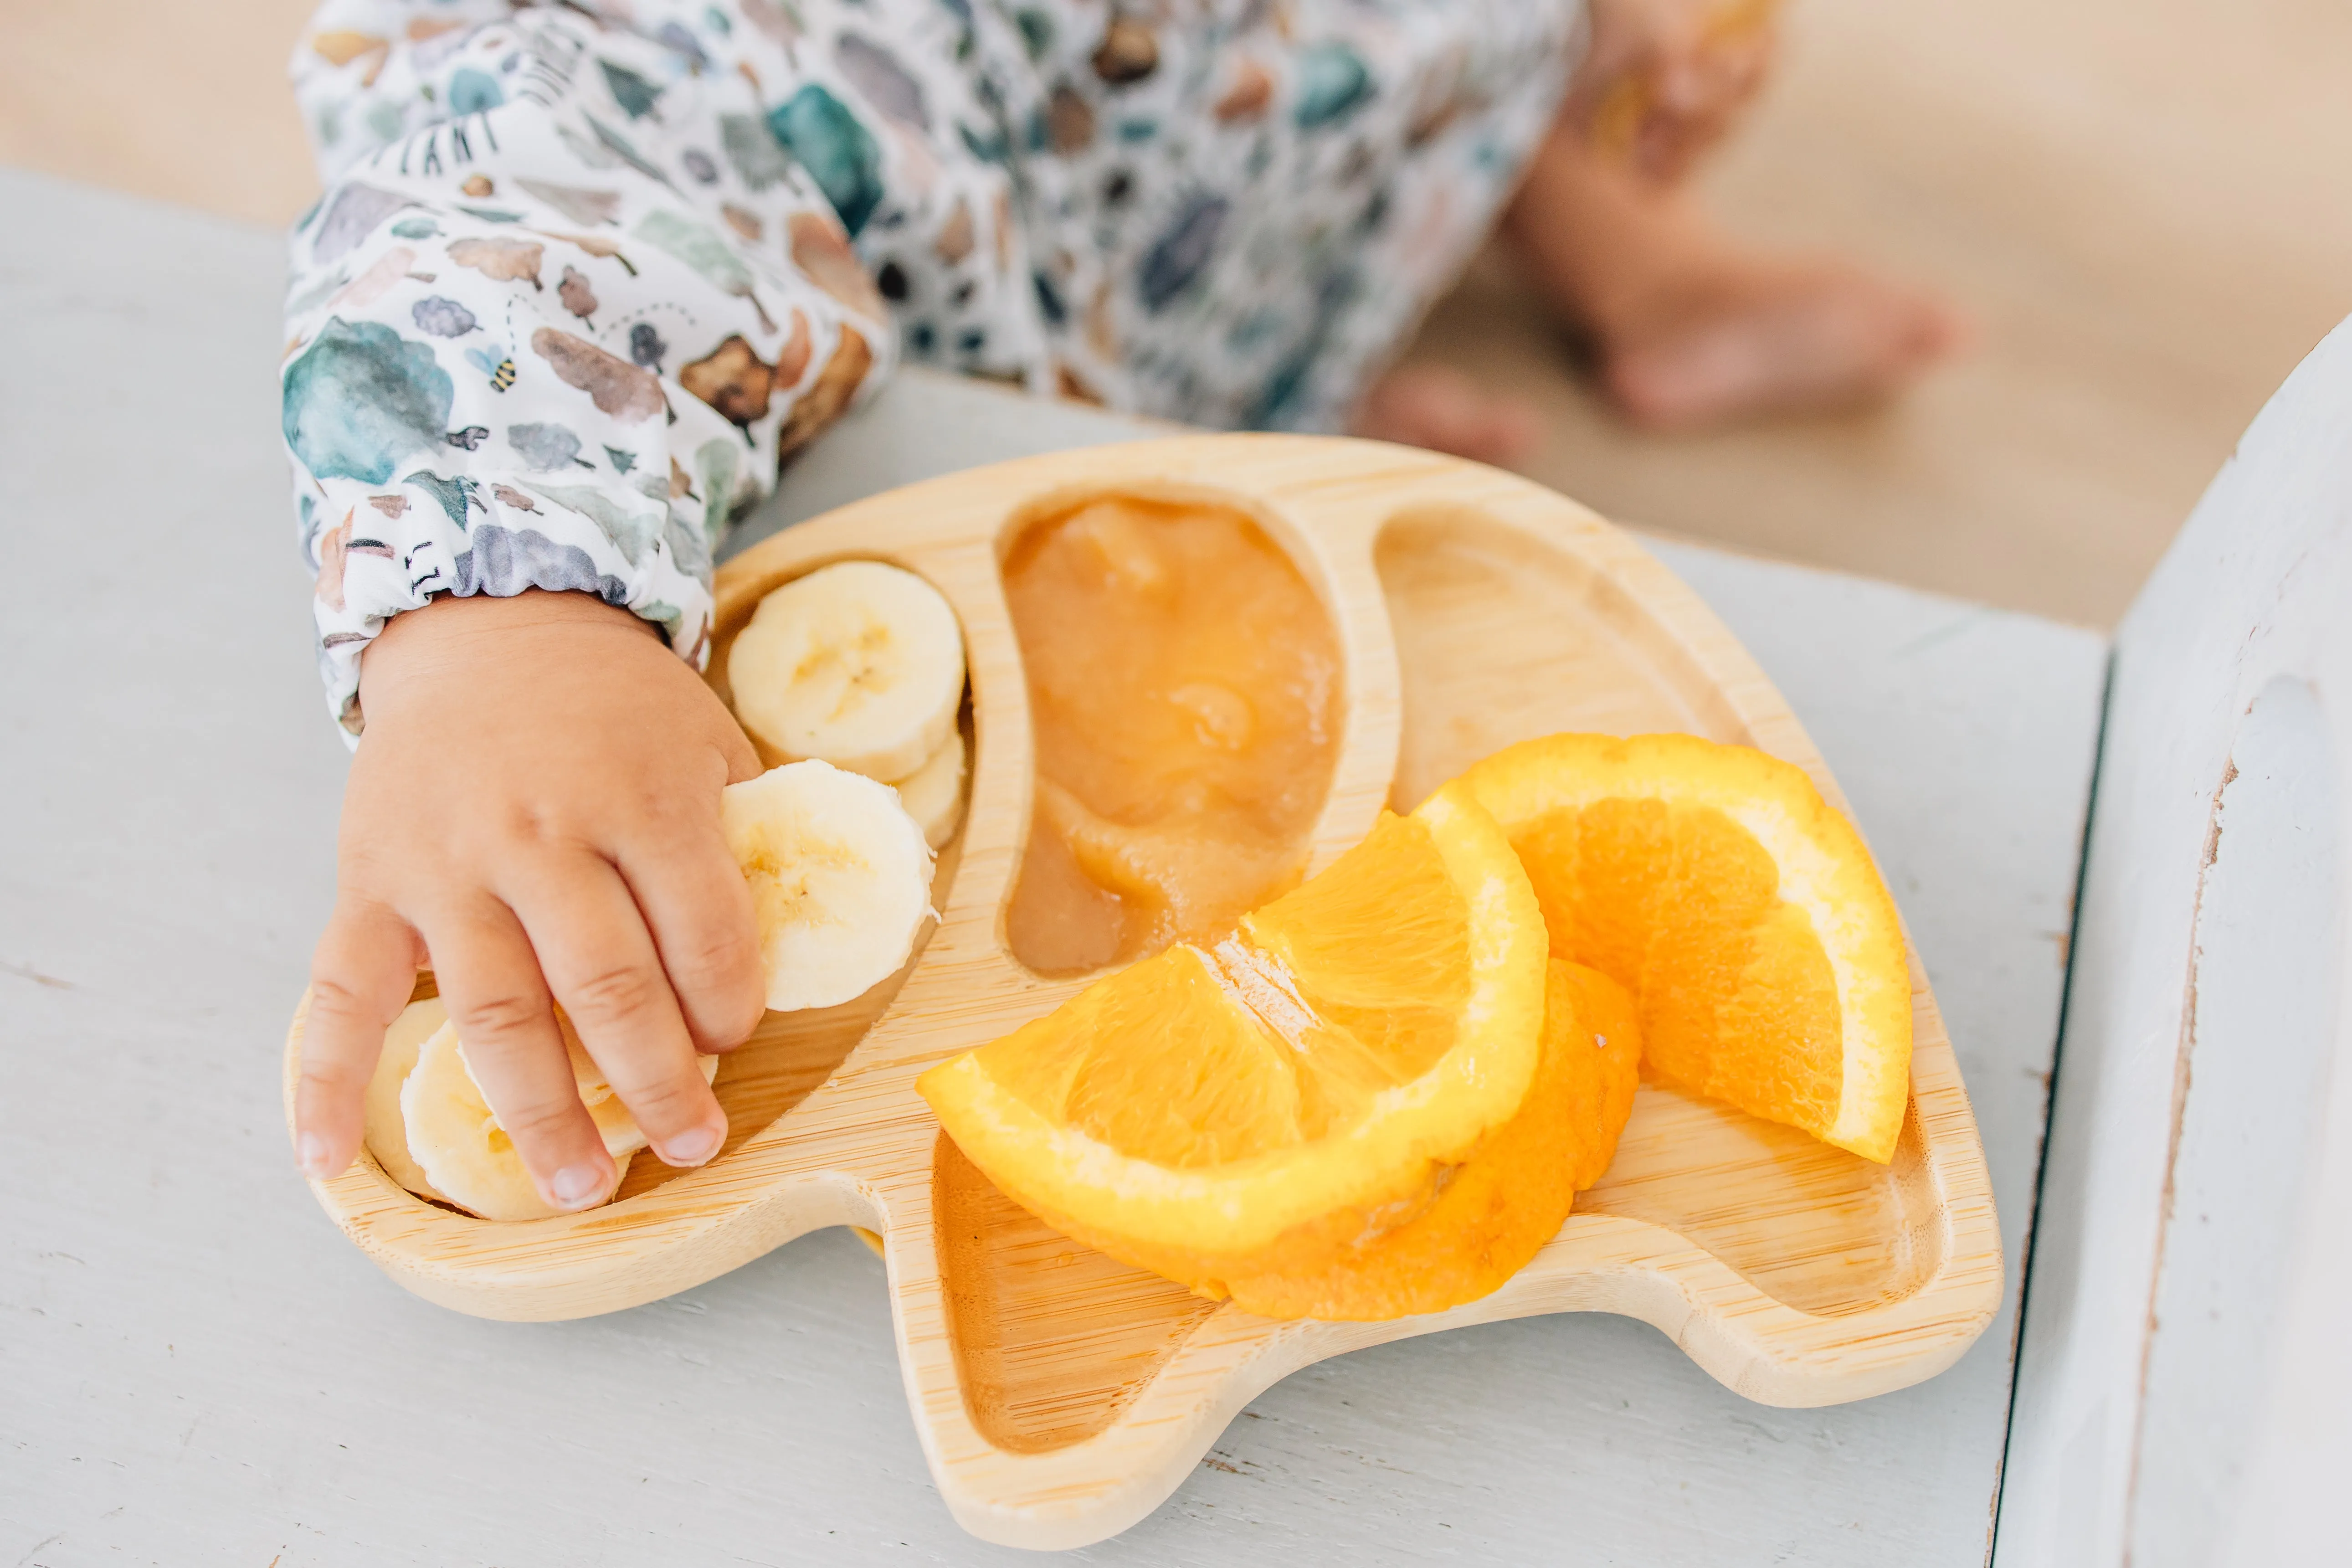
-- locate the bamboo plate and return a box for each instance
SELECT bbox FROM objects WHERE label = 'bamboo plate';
[286,434,2003,1551]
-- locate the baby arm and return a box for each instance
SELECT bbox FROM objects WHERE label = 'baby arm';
[285,0,897,1207]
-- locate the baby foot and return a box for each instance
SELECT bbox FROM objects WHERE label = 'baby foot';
[1603,260,1967,432]
[1351,363,1541,467]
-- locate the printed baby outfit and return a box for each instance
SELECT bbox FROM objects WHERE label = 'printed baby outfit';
[286,0,1586,733]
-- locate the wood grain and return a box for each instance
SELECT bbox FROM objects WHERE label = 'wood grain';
[282,433,2003,1549]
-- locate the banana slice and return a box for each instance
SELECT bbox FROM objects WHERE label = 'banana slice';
[724,759,935,1012]
[889,728,967,850]
[727,560,966,782]
[401,1012,719,1222]
[363,993,448,1201]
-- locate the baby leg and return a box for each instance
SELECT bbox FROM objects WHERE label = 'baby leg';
[1504,106,1966,432]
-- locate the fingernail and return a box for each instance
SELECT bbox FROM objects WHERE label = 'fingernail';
[297,1131,337,1179]
[658,1121,724,1168]
[549,1159,612,1209]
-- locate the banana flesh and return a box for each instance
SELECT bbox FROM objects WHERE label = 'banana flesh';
[724,759,935,1012]
[726,560,966,782]
[888,727,967,850]
[363,994,449,1202]
[390,1007,714,1222]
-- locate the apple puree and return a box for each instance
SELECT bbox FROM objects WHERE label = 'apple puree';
[1003,495,1342,974]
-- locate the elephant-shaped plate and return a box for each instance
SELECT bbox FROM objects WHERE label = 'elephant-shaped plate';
[285,435,2002,1550]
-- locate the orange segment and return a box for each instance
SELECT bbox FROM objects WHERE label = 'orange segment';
[1223,960,1642,1321]
[1241,807,1473,1099]
[917,781,1548,1286]
[1463,732,1912,1162]
[1554,961,1647,1192]
[995,944,1303,1168]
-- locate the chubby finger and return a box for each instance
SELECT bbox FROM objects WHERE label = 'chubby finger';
[504,853,728,1169]
[619,812,766,1055]
[298,897,424,1179]
[427,897,617,1211]
[716,718,763,785]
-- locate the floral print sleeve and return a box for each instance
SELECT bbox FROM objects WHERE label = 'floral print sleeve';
[287,0,921,735]
[287,0,1587,736]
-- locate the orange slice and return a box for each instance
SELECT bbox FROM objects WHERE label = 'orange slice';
[1461,733,1912,1162]
[917,781,1548,1293]
[1221,959,1642,1321]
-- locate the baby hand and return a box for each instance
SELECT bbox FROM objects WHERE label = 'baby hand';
[1569,0,1778,184]
[295,590,766,1210]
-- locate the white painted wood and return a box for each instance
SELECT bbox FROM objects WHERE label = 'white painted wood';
[2136,679,2341,1568]
[0,171,2103,1565]
[1996,317,2352,1568]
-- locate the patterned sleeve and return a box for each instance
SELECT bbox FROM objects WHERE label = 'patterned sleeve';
[285,0,904,736]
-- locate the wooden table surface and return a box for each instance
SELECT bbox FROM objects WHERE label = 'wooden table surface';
[0,170,2107,1567]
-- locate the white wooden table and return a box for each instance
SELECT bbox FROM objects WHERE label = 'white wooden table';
[0,170,2107,1566]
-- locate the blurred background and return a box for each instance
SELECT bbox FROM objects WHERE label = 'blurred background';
[5,0,2347,627]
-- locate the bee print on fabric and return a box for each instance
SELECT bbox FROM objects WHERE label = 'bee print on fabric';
[464,345,519,391]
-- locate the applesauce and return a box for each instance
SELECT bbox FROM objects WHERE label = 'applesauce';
[1003,495,1342,974]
